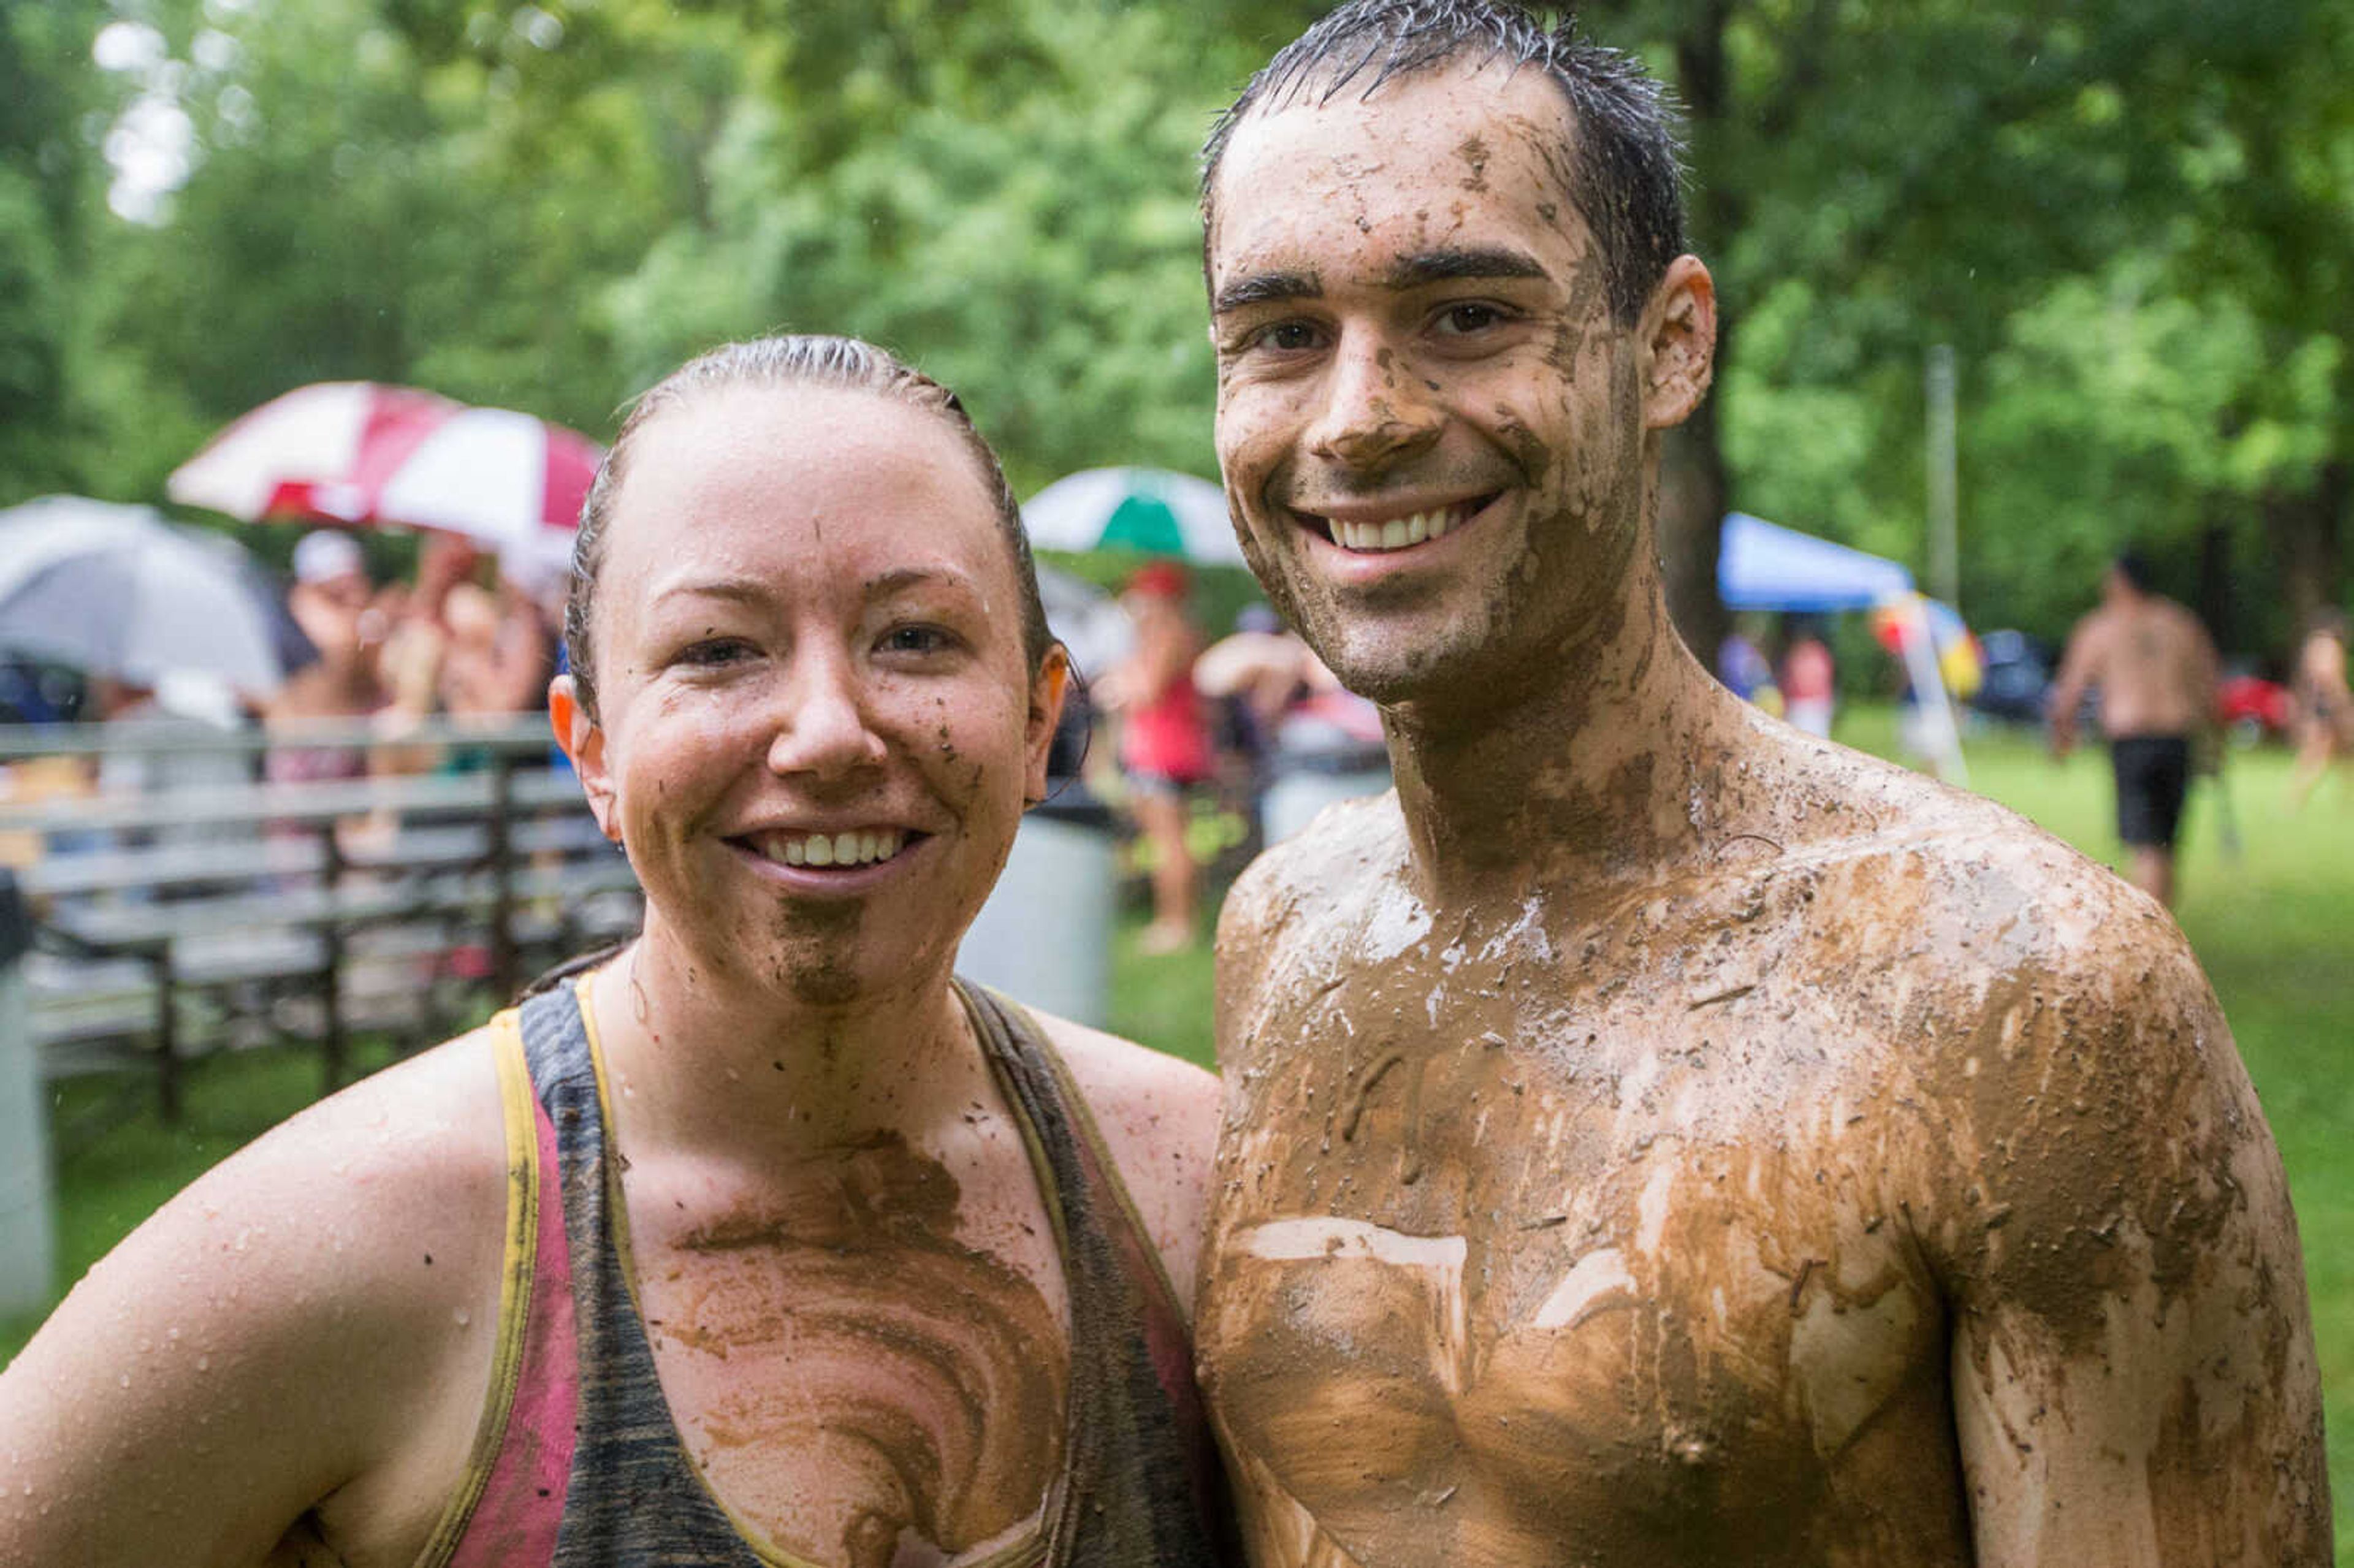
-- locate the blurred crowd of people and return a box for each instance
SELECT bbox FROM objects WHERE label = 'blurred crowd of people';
[267,530,560,774]
[1090,563,1383,955]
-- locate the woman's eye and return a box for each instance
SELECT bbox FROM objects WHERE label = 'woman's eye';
[677,637,753,668]
[880,624,954,657]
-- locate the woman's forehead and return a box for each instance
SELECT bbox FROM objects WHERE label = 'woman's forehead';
[598,385,1008,599]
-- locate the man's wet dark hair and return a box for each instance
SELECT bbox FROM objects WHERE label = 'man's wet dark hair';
[2112,551,2155,595]
[563,333,1056,724]
[1200,0,1688,327]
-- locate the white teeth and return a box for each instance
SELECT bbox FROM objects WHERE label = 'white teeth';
[755,829,906,869]
[1328,507,1464,553]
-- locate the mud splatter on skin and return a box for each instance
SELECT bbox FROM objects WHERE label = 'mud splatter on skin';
[1204,64,2323,1562]
[1455,134,1490,192]
[636,1130,1067,1568]
[1203,732,2328,1567]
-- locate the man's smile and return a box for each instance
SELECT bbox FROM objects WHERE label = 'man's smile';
[1284,493,1504,555]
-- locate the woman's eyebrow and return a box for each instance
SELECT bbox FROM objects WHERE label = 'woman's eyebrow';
[650,574,769,609]
[864,565,980,598]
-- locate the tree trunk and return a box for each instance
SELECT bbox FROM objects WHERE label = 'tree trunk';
[1658,382,1731,664]
[2196,519,2233,651]
[1655,0,1738,668]
[2261,461,2347,645]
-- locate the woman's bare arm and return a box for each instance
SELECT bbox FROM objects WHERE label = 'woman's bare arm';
[0,1036,510,1568]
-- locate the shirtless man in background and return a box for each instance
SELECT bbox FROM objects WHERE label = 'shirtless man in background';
[2047,552,2220,907]
[1190,4,2328,1564]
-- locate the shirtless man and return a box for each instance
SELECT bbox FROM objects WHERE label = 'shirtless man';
[2047,554,2220,908]
[1191,4,2329,1564]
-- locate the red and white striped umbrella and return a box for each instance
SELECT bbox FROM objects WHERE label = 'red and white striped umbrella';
[167,381,603,551]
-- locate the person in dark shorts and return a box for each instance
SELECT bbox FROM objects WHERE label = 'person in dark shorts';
[2111,732,2192,851]
[2049,552,2220,907]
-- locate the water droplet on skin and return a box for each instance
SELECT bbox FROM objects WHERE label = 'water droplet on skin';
[166,1326,180,1342]
[453,1307,472,1327]
[194,1355,210,1372]
[116,1374,130,1388]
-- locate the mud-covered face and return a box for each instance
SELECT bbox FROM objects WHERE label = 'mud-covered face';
[1208,65,1650,710]
[562,384,1064,1005]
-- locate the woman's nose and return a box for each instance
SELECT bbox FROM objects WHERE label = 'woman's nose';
[766,653,888,778]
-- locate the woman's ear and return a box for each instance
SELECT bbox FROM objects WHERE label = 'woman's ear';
[549,674,620,845]
[1024,645,1073,805]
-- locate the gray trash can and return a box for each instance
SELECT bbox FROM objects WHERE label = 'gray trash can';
[0,867,56,1313]
[1262,742,1390,847]
[958,793,1120,1028]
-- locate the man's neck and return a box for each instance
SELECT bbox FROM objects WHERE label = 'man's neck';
[1381,585,1751,908]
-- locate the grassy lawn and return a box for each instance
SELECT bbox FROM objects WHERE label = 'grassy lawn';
[7,706,2348,1551]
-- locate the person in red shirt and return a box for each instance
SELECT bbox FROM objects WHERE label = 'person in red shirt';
[1101,561,1216,953]
[1779,615,1836,737]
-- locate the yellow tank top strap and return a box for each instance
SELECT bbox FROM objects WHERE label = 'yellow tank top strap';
[407,1009,545,1568]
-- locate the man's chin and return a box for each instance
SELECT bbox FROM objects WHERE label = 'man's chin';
[1311,634,1470,710]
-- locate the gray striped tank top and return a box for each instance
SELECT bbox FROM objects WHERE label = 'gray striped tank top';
[512,976,1238,1567]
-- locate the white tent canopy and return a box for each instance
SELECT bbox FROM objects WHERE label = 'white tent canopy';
[1715,512,1967,784]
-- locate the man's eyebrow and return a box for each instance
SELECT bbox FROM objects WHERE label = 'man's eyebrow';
[1213,270,1322,313]
[1384,247,1549,288]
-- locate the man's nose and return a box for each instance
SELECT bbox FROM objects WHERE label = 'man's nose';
[766,651,888,779]
[1305,331,1441,472]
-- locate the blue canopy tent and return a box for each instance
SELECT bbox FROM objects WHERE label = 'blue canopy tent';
[1714,512,1967,782]
[1718,511,1915,611]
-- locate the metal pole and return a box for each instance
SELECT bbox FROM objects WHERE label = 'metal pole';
[1927,344,1959,610]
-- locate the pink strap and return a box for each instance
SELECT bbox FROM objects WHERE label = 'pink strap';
[446,1094,577,1567]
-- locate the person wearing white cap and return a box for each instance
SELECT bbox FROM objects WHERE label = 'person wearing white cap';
[267,530,385,782]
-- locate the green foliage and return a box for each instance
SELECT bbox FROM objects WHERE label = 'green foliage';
[603,2,1236,495]
[2,0,2349,644]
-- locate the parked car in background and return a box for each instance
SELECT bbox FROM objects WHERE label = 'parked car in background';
[0,656,86,725]
[1970,630,2055,726]
[2218,665,2292,747]
[1971,633,2289,747]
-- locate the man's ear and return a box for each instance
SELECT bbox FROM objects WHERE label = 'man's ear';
[1642,254,1717,431]
[548,674,620,845]
[1024,645,1073,805]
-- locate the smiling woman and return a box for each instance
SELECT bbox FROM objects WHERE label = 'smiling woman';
[0,337,1235,1568]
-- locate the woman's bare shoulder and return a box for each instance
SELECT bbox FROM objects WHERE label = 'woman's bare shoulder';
[1027,1009,1221,1311]
[0,1027,516,1566]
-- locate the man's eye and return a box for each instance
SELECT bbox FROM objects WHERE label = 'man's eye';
[1435,302,1507,335]
[1255,321,1323,353]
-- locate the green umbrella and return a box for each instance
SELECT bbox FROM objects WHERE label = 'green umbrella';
[1021,466,1243,565]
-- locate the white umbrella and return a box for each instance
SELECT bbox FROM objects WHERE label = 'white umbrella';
[0,497,293,697]
[1035,563,1135,681]
[1021,466,1243,565]
[167,381,603,552]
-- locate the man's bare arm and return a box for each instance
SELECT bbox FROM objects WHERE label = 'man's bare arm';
[1941,927,2329,1565]
[2046,614,2106,758]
